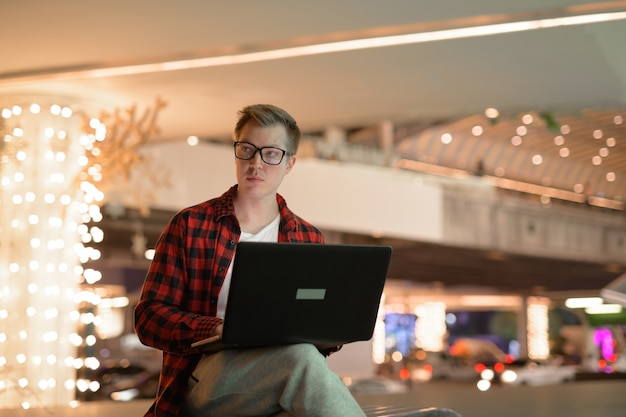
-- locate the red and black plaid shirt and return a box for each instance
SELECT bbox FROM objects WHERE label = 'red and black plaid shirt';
[134,185,325,417]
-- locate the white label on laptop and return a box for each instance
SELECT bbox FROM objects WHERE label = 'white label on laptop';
[296,288,326,300]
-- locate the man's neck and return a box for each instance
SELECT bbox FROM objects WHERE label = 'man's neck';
[234,193,279,234]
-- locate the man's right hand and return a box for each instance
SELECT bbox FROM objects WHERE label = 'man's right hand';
[212,323,224,337]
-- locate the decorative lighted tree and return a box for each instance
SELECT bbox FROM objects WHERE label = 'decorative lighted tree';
[0,96,165,409]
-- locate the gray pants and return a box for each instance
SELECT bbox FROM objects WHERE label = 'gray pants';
[182,343,366,417]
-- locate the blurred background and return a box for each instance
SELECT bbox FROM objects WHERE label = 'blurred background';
[1,0,626,411]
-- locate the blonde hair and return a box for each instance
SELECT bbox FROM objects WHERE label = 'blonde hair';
[234,104,300,154]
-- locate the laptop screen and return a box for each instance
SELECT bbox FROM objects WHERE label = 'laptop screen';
[219,241,393,347]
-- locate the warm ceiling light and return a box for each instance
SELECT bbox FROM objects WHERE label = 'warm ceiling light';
[522,114,534,124]
[77,10,626,75]
[565,297,603,308]
[484,108,500,119]
[585,304,623,314]
[186,135,200,146]
[3,7,626,84]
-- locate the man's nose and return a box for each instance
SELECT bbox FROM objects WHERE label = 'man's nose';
[250,150,264,165]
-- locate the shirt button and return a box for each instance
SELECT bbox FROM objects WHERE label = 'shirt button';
[219,267,224,272]
[210,298,217,305]
[229,240,236,246]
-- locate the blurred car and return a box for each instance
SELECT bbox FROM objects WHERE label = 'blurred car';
[345,377,410,394]
[447,338,510,366]
[501,361,577,386]
[419,353,483,381]
[430,338,514,381]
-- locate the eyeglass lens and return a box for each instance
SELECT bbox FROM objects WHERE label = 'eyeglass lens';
[234,142,286,165]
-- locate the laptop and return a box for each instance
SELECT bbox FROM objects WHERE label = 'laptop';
[191,241,392,352]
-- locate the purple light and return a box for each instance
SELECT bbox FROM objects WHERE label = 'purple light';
[593,328,614,361]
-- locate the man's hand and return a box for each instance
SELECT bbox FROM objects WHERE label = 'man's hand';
[212,323,224,337]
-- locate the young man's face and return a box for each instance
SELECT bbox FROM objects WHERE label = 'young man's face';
[234,121,296,198]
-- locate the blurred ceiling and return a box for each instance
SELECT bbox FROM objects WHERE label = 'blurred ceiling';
[1,0,625,204]
[3,1,626,295]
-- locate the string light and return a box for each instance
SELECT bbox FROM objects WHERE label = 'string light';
[396,107,624,210]
[0,99,104,409]
[527,297,550,360]
[414,302,447,352]
[1,96,163,409]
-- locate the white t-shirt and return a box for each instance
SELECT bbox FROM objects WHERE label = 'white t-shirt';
[216,214,280,318]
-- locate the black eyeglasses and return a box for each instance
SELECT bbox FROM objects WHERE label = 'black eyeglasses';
[233,141,290,165]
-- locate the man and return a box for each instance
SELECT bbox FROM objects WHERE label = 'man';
[134,104,366,416]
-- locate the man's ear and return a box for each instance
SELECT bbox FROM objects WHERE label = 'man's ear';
[285,155,297,174]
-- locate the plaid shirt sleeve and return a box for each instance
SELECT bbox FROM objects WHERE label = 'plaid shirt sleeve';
[134,207,226,353]
[133,187,325,417]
